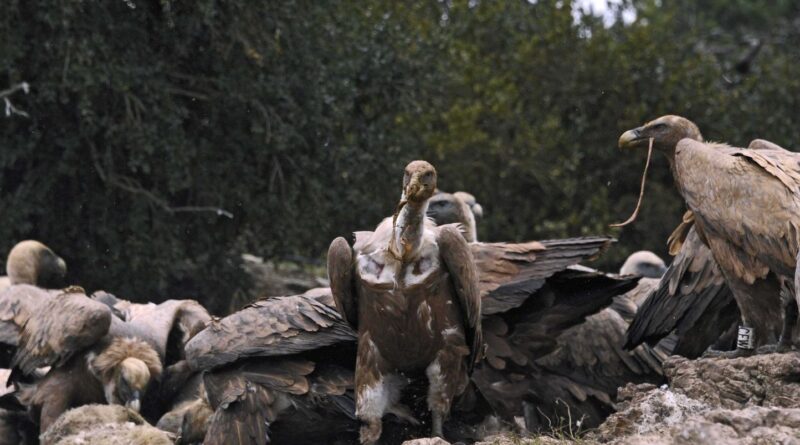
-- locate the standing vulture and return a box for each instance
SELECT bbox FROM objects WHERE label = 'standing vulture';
[327,160,483,444]
[619,115,798,356]
[0,240,66,292]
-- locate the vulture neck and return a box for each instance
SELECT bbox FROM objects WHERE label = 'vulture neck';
[389,200,428,262]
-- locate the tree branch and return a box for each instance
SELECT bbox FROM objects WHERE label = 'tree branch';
[89,142,234,219]
[1,82,30,118]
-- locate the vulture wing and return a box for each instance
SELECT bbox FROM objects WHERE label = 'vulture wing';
[625,226,739,358]
[474,237,614,315]
[327,237,358,329]
[203,357,355,445]
[675,139,800,282]
[438,225,483,369]
[185,289,356,371]
[470,237,614,315]
[12,289,112,375]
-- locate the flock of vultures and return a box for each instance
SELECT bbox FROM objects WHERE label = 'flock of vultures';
[0,114,798,445]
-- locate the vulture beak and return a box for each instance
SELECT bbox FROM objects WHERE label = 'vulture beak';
[618,127,645,149]
[126,391,142,412]
[405,175,424,201]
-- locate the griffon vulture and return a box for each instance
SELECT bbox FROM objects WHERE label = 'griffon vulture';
[619,115,798,356]
[9,287,209,433]
[327,160,483,443]
[186,238,631,442]
[0,240,66,292]
[427,191,481,242]
[619,251,666,278]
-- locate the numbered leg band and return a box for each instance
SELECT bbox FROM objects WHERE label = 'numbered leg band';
[737,326,754,350]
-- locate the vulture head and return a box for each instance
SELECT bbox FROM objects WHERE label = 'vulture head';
[619,250,667,278]
[618,115,703,153]
[6,240,67,288]
[454,191,483,221]
[402,160,437,203]
[88,338,163,412]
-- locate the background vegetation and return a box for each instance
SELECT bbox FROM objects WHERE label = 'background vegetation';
[2,0,799,313]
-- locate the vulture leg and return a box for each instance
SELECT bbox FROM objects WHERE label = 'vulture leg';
[426,348,469,439]
[776,274,798,353]
[355,335,394,445]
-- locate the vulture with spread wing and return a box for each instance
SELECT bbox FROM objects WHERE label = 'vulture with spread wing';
[619,115,798,356]
[328,160,483,444]
[8,287,209,433]
[186,197,636,442]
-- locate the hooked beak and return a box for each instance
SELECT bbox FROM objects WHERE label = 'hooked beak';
[404,175,423,202]
[618,127,646,149]
[125,391,141,412]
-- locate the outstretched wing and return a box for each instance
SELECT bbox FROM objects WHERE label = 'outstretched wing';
[438,225,483,368]
[473,237,614,315]
[327,237,358,329]
[625,226,739,358]
[12,289,112,375]
[185,289,356,371]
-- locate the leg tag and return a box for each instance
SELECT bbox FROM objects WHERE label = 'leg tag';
[737,326,754,350]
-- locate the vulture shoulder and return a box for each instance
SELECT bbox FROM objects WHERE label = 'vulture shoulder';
[473,236,614,315]
[184,289,356,371]
[748,138,790,152]
[126,299,211,364]
[0,285,56,349]
[12,289,112,375]
[625,226,738,357]
[675,138,800,281]
[437,225,483,368]
[327,237,357,329]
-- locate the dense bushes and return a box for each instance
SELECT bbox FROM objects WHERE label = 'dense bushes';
[2,0,799,313]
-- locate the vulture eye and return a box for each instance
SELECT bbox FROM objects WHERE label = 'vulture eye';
[652,123,667,131]
[424,172,433,180]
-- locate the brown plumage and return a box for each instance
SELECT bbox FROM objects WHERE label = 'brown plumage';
[619,115,798,354]
[4,240,67,290]
[10,288,210,433]
[182,232,634,443]
[0,285,61,368]
[625,224,740,358]
[328,160,482,444]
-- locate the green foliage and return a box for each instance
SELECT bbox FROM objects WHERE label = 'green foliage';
[1,0,799,312]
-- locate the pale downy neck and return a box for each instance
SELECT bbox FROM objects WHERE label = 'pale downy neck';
[389,200,428,262]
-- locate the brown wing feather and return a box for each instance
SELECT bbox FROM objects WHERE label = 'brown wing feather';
[626,227,739,357]
[437,225,483,368]
[474,237,614,315]
[185,289,356,371]
[327,237,357,329]
[13,290,112,375]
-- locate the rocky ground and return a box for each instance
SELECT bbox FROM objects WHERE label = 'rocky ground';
[405,352,800,445]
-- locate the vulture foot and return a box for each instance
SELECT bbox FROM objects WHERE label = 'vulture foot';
[359,419,382,445]
[702,347,755,359]
[755,341,794,354]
